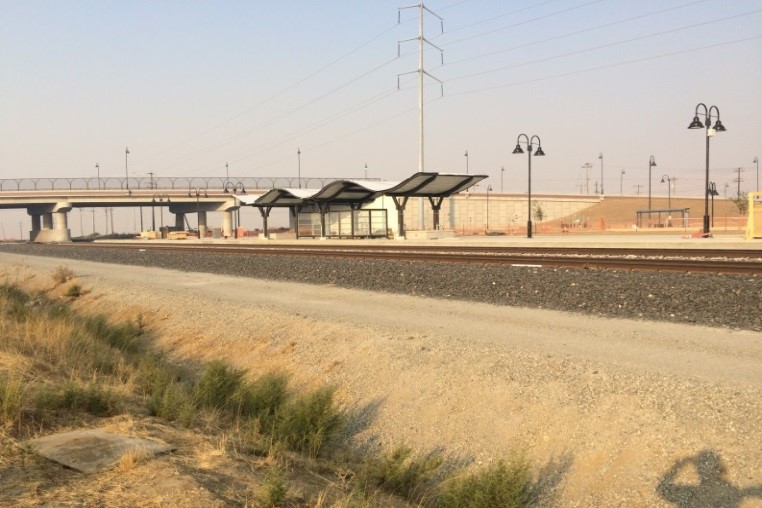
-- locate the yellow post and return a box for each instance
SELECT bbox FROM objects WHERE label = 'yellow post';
[746,191,762,239]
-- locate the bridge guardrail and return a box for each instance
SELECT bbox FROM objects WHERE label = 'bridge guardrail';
[0,176,377,192]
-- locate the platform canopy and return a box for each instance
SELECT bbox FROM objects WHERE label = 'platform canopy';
[232,172,489,239]
[383,172,487,197]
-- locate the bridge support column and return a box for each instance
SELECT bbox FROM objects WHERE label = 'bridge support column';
[221,210,233,238]
[198,211,208,239]
[42,213,53,230]
[174,212,185,231]
[31,214,41,232]
[28,203,71,243]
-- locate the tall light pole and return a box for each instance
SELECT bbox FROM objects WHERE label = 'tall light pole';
[500,166,505,193]
[95,163,100,190]
[486,184,492,232]
[708,182,719,227]
[297,148,301,189]
[598,152,604,195]
[648,155,657,210]
[754,156,759,192]
[225,162,229,188]
[688,103,726,235]
[620,169,626,195]
[364,163,368,179]
[124,147,130,193]
[660,175,673,209]
[464,150,469,174]
[512,133,545,239]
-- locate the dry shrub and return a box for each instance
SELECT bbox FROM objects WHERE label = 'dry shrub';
[51,266,74,285]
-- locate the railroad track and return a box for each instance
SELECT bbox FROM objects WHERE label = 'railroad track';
[66,242,762,275]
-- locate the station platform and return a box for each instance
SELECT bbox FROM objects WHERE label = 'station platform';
[110,230,760,251]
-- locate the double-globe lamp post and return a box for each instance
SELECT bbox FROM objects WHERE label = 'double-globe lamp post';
[648,155,657,211]
[512,134,545,239]
[688,103,726,235]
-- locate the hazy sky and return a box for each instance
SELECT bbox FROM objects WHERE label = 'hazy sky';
[1,0,761,234]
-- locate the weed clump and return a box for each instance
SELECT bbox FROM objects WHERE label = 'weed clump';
[436,458,531,508]
[65,284,82,298]
[358,445,443,500]
[51,266,74,285]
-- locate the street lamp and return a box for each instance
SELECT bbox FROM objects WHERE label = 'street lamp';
[364,163,368,179]
[225,162,229,188]
[620,169,626,195]
[688,103,726,234]
[708,182,719,227]
[512,133,545,239]
[648,155,657,210]
[598,152,604,195]
[152,193,170,234]
[754,156,759,192]
[660,175,673,209]
[486,184,492,232]
[124,147,130,193]
[500,166,505,193]
[224,182,246,238]
[95,163,100,190]
[464,150,469,175]
[297,148,302,189]
[188,187,207,237]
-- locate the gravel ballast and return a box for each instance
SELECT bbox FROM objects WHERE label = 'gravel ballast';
[0,243,759,331]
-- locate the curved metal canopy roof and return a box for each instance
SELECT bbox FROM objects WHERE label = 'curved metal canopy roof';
[235,172,487,208]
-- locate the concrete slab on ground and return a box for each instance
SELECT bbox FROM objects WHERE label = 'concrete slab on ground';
[28,429,173,473]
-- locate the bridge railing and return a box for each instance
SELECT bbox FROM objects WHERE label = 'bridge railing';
[0,176,378,192]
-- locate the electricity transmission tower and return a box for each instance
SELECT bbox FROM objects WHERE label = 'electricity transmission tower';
[398,3,443,229]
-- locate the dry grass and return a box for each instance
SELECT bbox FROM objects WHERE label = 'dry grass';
[0,266,534,507]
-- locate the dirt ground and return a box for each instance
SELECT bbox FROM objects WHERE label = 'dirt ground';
[1,252,760,506]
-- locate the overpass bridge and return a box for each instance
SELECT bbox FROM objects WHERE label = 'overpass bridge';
[0,175,369,242]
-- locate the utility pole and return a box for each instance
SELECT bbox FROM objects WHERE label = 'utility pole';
[125,147,130,193]
[576,183,585,194]
[598,152,604,195]
[398,2,443,230]
[620,169,625,195]
[633,184,643,196]
[581,162,592,194]
[732,167,744,197]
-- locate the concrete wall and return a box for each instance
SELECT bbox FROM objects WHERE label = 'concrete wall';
[402,193,602,233]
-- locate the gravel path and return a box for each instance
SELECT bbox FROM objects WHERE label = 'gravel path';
[0,249,760,506]
[0,243,759,331]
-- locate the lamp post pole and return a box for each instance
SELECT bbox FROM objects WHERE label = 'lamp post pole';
[225,162,229,188]
[620,169,625,195]
[95,163,100,190]
[648,155,657,211]
[486,184,492,232]
[599,152,604,195]
[512,134,545,239]
[688,103,726,235]
[500,166,504,193]
[708,182,718,227]
[661,175,673,209]
[297,148,301,189]
[364,163,368,179]
[124,147,130,193]
[464,150,469,175]
[754,156,759,192]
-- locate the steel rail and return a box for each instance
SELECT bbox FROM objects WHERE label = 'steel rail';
[62,242,762,275]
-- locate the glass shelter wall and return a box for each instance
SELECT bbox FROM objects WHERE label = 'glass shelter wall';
[297,209,388,238]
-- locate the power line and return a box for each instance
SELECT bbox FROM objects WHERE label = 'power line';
[447,35,762,98]
[135,22,404,166]
[442,0,563,35]
[443,0,606,47]
[445,9,762,83]
[445,0,711,66]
